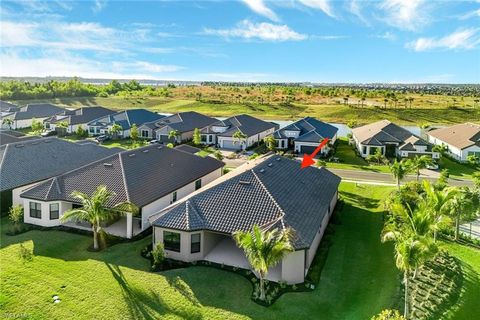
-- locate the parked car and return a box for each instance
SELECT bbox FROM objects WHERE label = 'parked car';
[95,135,110,143]
[149,139,160,144]
[41,130,56,137]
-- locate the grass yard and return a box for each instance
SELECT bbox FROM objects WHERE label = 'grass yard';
[438,157,479,180]
[11,96,479,125]
[0,182,400,320]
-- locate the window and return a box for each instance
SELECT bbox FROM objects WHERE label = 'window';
[163,231,181,252]
[49,203,59,220]
[141,130,149,138]
[201,135,207,142]
[467,151,480,158]
[29,202,41,219]
[191,233,201,253]
[362,146,367,154]
[89,127,95,134]
[171,191,177,203]
[195,179,202,191]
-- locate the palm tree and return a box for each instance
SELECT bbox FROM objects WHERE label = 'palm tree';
[382,202,437,318]
[263,135,276,151]
[445,187,480,240]
[232,130,247,149]
[422,180,456,242]
[60,185,138,250]
[390,159,411,190]
[168,129,181,143]
[2,118,13,130]
[407,155,434,181]
[109,123,122,139]
[234,225,294,301]
[473,171,480,189]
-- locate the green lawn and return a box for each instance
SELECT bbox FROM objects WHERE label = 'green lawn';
[0,183,400,319]
[11,97,480,125]
[439,157,479,180]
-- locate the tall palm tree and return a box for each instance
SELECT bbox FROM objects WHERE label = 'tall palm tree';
[407,155,434,181]
[390,159,411,190]
[234,225,294,301]
[168,129,181,143]
[263,135,277,151]
[445,187,480,240]
[422,180,456,242]
[232,130,247,149]
[60,185,138,250]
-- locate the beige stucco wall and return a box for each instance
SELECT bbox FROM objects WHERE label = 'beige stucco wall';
[23,199,72,227]
[12,181,46,206]
[281,250,306,284]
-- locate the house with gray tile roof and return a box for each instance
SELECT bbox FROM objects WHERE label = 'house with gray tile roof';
[1,103,65,130]
[0,138,119,215]
[86,109,165,138]
[200,114,278,150]
[44,106,115,134]
[0,130,40,146]
[273,117,338,156]
[20,145,224,238]
[352,120,440,159]
[138,111,217,143]
[150,155,340,284]
[0,101,20,117]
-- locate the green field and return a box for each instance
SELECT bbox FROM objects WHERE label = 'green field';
[11,96,479,125]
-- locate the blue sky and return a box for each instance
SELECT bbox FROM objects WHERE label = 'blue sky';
[1,0,479,83]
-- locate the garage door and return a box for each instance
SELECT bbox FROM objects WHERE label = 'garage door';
[159,135,174,143]
[221,139,241,150]
[300,145,317,154]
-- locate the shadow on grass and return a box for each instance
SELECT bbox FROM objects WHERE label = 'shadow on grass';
[340,191,381,209]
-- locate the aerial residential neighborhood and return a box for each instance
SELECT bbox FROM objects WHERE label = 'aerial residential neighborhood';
[0,1,479,320]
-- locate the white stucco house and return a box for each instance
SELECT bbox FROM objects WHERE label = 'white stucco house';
[352,120,440,159]
[0,138,119,215]
[427,123,480,162]
[149,155,341,284]
[273,117,338,156]
[20,145,224,238]
[44,106,115,134]
[200,114,278,150]
[1,103,65,130]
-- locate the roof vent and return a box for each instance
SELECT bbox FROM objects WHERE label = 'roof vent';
[259,168,265,173]
[157,146,163,149]
[44,140,52,143]
[239,180,251,185]
[276,157,281,161]
[129,153,135,157]
[15,144,24,148]
[268,163,273,167]
[143,149,149,153]
[103,163,113,167]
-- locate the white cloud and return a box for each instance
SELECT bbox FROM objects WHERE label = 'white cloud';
[202,72,272,82]
[93,0,107,13]
[0,51,183,79]
[406,28,480,51]
[242,0,279,21]
[298,0,335,18]
[372,31,397,41]
[379,0,430,31]
[459,8,480,20]
[204,20,307,41]
[348,0,369,25]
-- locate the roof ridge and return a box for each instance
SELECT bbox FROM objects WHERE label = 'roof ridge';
[251,169,285,218]
[45,177,59,200]
[118,153,131,202]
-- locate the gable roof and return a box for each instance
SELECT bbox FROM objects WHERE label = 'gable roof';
[427,123,480,150]
[202,114,277,137]
[21,145,225,208]
[0,138,119,191]
[87,109,165,130]
[152,155,341,250]
[274,117,338,142]
[352,120,430,147]
[11,104,65,120]
[142,111,218,134]
[46,106,115,126]
[0,131,40,146]
[0,101,19,113]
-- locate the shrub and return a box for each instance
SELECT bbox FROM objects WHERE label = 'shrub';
[315,160,327,167]
[248,153,260,160]
[9,205,23,224]
[76,126,88,138]
[151,243,165,268]
[214,150,224,161]
[18,243,33,262]
[371,309,405,320]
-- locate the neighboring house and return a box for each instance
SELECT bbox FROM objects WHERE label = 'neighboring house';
[0,130,40,146]
[86,109,165,138]
[0,138,119,215]
[200,114,278,150]
[150,155,341,284]
[44,106,115,134]
[20,145,224,238]
[1,104,65,129]
[427,123,480,162]
[138,111,217,143]
[273,117,338,156]
[0,101,20,118]
[352,120,440,159]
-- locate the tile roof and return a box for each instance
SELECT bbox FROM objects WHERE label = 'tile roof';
[46,106,115,126]
[152,156,341,249]
[0,138,119,191]
[0,101,20,113]
[21,145,225,208]
[87,109,165,130]
[0,131,40,146]
[11,104,65,120]
[352,120,432,147]
[427,123,480,150]
[142,111,218,134]
[202,114,277,137]
[273,117,338,142]
[174,144,201,154]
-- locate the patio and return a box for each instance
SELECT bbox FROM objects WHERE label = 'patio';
[64,216,142,238]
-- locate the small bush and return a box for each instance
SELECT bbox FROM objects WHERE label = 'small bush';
[18,244,33,262]
[371,309,405,320]
[151,243,165,268]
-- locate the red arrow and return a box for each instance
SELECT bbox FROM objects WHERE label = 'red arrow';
[301,138,330,169]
